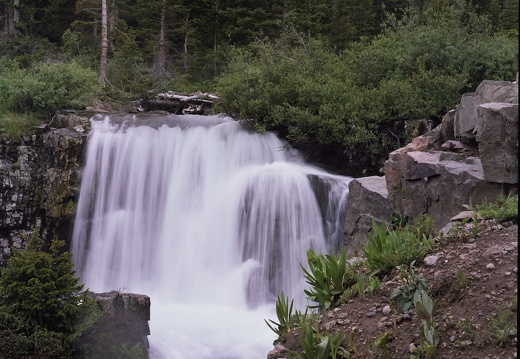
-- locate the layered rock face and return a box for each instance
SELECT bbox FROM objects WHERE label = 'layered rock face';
[0,113,90,265]
[344,80,518,253]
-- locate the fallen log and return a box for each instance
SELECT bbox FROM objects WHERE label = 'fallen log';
[141,91,218,115]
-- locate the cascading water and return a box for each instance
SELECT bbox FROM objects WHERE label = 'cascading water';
[71,113,352,359]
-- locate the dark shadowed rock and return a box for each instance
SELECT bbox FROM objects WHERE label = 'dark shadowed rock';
[79,291,151,358]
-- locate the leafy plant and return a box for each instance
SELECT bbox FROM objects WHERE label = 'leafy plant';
[375,330,394,358]
[414,290,438,326]
[390,261,429,313]
[364,220,434,275]
[409,214,435,239]
[411,290,439,358]
[389,213,407,230]
[301,249,356,311]
[476,194,518,222]
[410,341,436,359]
[287,320,348,359]
[265,291,295,339]
[485,307,517,346]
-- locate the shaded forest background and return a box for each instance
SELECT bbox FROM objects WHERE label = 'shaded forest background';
[0,0,518,175]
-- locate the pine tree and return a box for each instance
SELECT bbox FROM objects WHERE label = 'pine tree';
[0,232,95,357]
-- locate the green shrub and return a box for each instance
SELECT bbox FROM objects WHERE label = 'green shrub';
[476,194,518,222]
[215,3,517,161]
[363,221,434,275]
[0,111,40,140]
[485,307,517,346]
[301,249,358,311]
[0,232,98,358]
[1,60,99,115]
[390,261,430,313]
[265,291,296,339]
[287,320,347,359]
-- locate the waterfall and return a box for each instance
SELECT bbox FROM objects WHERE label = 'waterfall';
[71,113,352,359]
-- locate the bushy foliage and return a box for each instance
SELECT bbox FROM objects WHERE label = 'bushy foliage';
[476,194,518,222]
[301,249,364,311]
[0,34,58,68]
[0,232,98,358]
[0,60,99,115]
[0,111,40,140]
[363,220,434,275]
[216,2,518,156]
[390,261,429,313]
[216,35,374,148]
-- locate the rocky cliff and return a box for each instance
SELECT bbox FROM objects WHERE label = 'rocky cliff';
[344,80,518,255]
[0,113,92,265]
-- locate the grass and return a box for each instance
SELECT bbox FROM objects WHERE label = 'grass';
[476,194,518,222]
[0,111,40,140]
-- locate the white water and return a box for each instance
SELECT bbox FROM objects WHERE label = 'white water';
[71,114,352,359]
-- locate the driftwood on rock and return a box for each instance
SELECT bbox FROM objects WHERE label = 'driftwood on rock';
[141,91,218,115]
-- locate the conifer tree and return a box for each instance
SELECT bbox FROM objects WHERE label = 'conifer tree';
[0,232,95,357]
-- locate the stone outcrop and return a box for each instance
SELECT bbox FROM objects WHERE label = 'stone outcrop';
[79,291,151,357]
[343,176,393,257]
[343,80,518,253]
[0,114,90,265]
[475,102,518,183]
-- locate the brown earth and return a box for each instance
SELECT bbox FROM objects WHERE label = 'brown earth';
[275,219,518,359]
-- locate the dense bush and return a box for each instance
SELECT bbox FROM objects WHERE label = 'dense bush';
[215,2,518,158]
[0,60,99,115]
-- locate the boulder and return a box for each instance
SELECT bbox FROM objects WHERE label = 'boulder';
[475,80,518,104]
[341,79,517,250]
[380,79,517,232]
[343,176,393,257]
[454,93,478,140]
[384,149,504,232]
[454,80,518,142]
[79,291,151,358]
[474,102,518,183]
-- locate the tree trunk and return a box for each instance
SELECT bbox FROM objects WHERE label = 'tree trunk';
[7,0,20,36]
[157,0,166,72]
[13,0,18,23]
[99,0,108,86]
[183,15,190,69]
